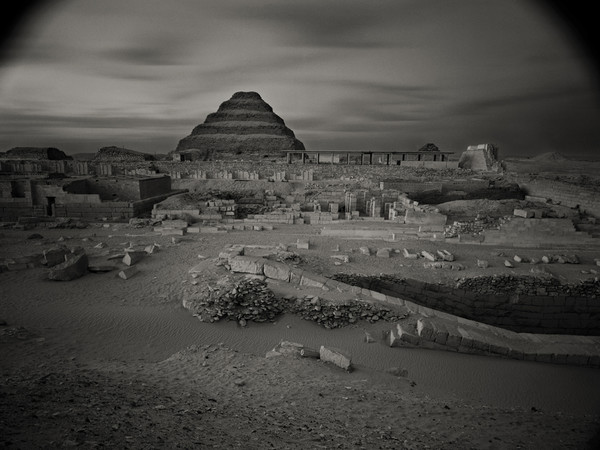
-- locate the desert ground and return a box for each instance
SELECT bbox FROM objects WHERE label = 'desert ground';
[2,220,600,449]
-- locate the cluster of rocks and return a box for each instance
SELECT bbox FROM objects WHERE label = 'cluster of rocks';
[444,215,502,238]
[331,273,389,288]
[286,295,406,329]
[183,265,407,328]
[183,277,286,326]
[498,252,581,269]
[455,274,600,297]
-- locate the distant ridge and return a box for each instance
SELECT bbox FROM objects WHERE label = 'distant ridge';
[531,151,568,161]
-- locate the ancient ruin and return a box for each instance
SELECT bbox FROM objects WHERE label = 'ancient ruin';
[2,92,600,449]
[173,91,305,160]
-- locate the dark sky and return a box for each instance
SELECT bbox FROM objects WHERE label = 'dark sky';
[1,0,599,159]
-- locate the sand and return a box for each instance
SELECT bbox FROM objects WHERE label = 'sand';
[1,224,600,449]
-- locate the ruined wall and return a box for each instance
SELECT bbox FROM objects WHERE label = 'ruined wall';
[86,160,470,183]
[138,176,171,199]
[85,177,142,201]
[516,176,600,218]
[32,181,101,206]
[0,202,45,221]
[400,160,458,169]
[335,275,600,336]
[53,201,134,220]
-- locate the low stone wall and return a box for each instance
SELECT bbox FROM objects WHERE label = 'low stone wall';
[332,274,600,336]
[516,176,600,218]
[53,201,134,220]
[481,217,597,248]
[0,201,45,221]
[214,250,600,366]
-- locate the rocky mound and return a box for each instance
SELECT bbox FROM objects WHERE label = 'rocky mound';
[4,147,71,160]
[93,146,154,162]
[173,91,305,159]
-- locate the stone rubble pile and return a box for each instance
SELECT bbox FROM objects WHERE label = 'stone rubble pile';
[184,276,407,328]
[286,295,406,329]
[444,215,502,238]
[183,277,286,325]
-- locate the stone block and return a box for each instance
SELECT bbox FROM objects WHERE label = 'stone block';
[48,253,88,281]
[118,266,139,280]
[267,341,305,358]
[376,248,391,258]
[161,228,186,236]
[421,250,437,262]
[513,209,534,218]
[289,268,304,284]
[228,256,265,275]
[42,247,70,267]
[402,248,418,259]
[144,244,159,254]
[263,260,291,281]
[438,250,455,261]
[359,247,371,255]
[388,329,399,347]
[319,346,352,371]
[489,343,509,355]
[396,324,420,345]
[416,319,434,340]
[161,219,189,228]
[477,259,489,268]
[330,254,350,263]
[370,290,386,301]
[445,333,462,348]
[432,325,449,345]
[122,251,146,266]
[296,239,310,250]
[299,274,326,289]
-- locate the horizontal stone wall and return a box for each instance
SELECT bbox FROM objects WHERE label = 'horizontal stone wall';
[516,176,600,218]
[0,202,45,221]
[85,160,471,183]
[400,160,459,169]
[332,275,600,336]
[53,202,134,219]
